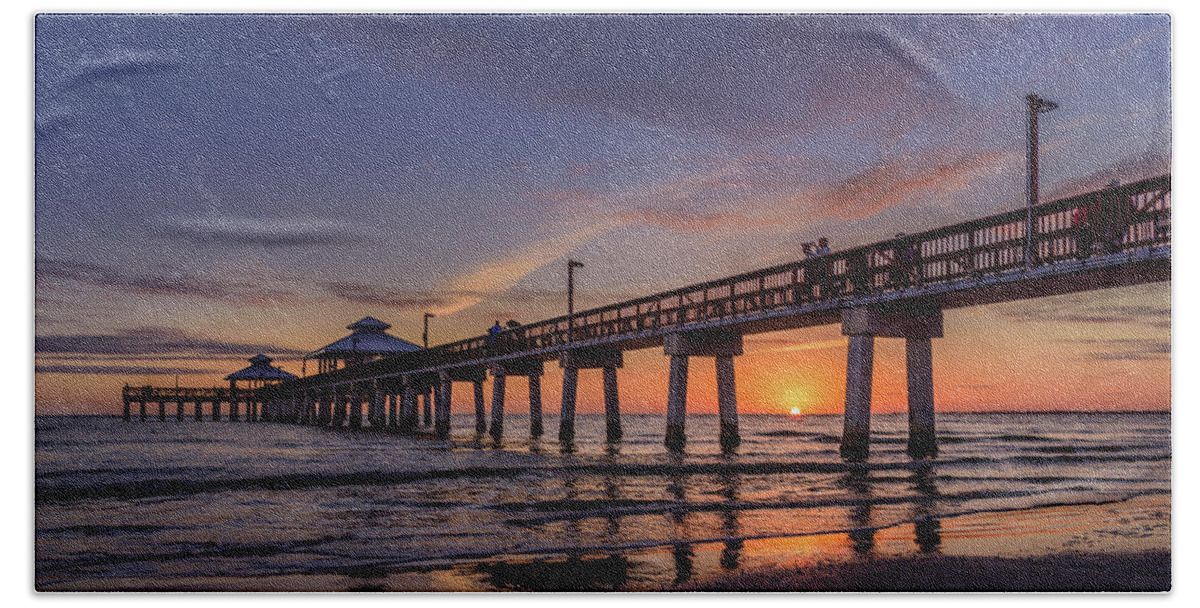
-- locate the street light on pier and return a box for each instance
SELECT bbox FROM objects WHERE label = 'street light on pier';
[423,312,435,349]
[1026,93,1058,269]
[567,259,584,344]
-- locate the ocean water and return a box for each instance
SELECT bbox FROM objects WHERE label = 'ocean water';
[34,412,1170,591]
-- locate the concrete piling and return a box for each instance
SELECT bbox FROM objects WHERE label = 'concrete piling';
[840,306,943,462]
[663,332,742,451]
[423,389,433,427]
[529,373,544,438]
[348,388,362,429]
[401,381,418,432]
[715,355,739,451]
[332,391,345,429]
[436,372,452,439]
[194,401,203,421]
[371,382,384,428]
[474,380,487,435]
[665,355,689,451]
[603,366,621,442]
[840,335,875,462]
[489,368,507,441]
[559,366,578,443]
[906,337,937,459]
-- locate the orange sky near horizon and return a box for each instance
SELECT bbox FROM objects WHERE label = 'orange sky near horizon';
[34,282,1170,417]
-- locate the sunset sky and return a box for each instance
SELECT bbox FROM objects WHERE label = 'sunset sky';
[33,13,1171,416]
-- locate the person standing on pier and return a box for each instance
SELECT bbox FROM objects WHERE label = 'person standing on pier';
[488,321,503,354]
[803,237,831,301]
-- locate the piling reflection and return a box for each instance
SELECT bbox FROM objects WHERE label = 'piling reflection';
[840,467,875,556]
[672,543,695,584]
[718,471,742,570]
[910,465,943,554]
[475,555,632,591]
[666,469,693,584]
[602,473,621,537]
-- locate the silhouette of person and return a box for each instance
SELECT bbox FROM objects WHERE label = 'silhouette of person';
[806,237,831,300]
[893,233,923,288]
[1100,179,1132,253]
[488,321,502,352]
[1073,195,1099,259]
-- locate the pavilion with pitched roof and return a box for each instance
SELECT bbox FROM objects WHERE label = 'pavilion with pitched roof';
[305,317,422,374]
[224,354,299,422]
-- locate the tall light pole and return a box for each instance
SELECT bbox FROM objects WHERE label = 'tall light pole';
[567,259,584,344]
[422,312,435,349]
[1026,93,1058,269]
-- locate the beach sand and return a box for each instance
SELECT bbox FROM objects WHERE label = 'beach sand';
[684,493,1171,592]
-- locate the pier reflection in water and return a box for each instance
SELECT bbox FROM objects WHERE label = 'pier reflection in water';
[461,455,945,590]
[911,466,943,554]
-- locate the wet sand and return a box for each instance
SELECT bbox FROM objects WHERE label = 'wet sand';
[684,493,1171,592]
[688,550,1169,591]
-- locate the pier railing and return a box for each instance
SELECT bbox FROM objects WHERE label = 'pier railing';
[122,385,234,401]
[289,175,1169,385]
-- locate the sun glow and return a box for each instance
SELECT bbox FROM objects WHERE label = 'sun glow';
[775,381,817,415]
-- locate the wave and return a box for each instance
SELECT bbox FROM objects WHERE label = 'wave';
[36,459,940,503]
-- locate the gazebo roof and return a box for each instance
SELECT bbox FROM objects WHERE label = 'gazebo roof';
[309,317,422,358]
[225,354,299,381]
[347,316,391,332]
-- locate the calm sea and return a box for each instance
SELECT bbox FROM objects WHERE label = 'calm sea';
[34,412,1170,591]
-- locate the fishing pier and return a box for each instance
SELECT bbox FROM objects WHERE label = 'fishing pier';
[123,175,1171,461]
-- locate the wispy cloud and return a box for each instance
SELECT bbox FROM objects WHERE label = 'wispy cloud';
[36,258,301,305]
[318,282,473,313]
[1067,338,1171,361]
[754,338,847,354]
[1000,303,1171,328]
[156,216,358,247]
[817,149,1013,220]
[35,364,223,376]
[35,326,306,357]
[431,221,616,315]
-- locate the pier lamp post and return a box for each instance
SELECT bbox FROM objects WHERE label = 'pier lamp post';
[1026,93,1058,269]
[567,259,584,344]
[423,312,435,349]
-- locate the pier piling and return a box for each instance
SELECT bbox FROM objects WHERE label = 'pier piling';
[665,355,688,450]
[840,306,943,461]
[716,356,739,451]
[840,335,875,462]
[529,373,544,438]
[603,366,621,442]
[559,367,578,443]
[663,332,743,451]
[473,379,486,434]
[906,337,937,459]
[436,372,452,439]
[489,367,507,441]
[427,390,436,429]
[401,379,418,432]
